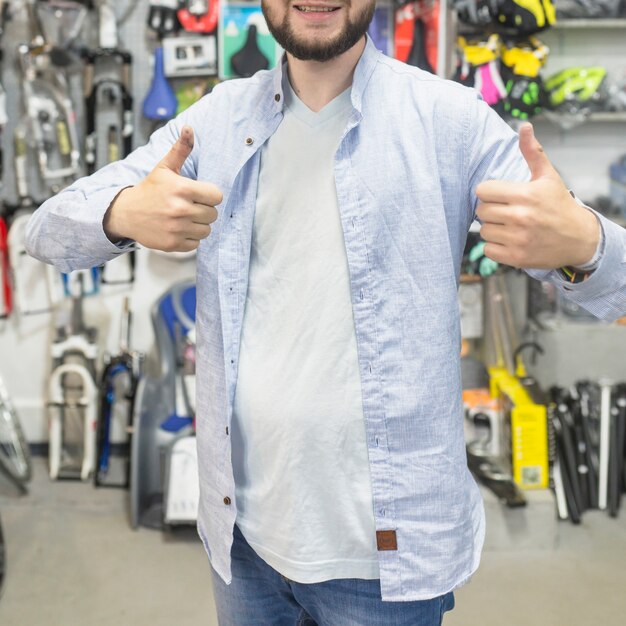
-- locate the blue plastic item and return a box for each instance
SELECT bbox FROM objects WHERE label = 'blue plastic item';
[129,281,197,529]
[368,7,392,56]
[143,47,178,120]
[155,283,196,433]
[610,155,626,218]
[62,267,101,297]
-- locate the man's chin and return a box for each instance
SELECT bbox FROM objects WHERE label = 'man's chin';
[284,35,350,62]
[288,33,340,52]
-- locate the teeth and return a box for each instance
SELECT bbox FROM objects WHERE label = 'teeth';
[297,6,337,12]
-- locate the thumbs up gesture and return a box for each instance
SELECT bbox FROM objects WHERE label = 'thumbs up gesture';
[104,126,222,253]
[476,123,599,270]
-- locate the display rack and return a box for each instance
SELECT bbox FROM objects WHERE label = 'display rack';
[552,18,626,29]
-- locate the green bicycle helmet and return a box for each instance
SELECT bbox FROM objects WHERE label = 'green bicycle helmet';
[545,66,608,114]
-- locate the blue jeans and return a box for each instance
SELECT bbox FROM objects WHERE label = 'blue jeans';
[210,524,455,626]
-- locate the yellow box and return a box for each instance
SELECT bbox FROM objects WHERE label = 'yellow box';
[488,366,549,490]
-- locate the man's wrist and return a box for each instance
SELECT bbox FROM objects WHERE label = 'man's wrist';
[572,211,604,271]
[103,186,134,243]
[558,209,605,283]
[568,205,600,267]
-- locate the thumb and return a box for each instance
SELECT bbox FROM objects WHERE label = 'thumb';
[518,122,554,181]
[159,125,194,173]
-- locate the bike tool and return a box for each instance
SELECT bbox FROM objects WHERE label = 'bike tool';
[18,0,85,195]
[95,297,143,488]
[48,274,99,481]
[82,1,136,285]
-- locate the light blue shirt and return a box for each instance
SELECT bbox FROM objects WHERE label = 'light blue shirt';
[26,36,626,601]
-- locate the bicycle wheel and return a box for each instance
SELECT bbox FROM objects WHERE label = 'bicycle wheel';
[0,375,32,486]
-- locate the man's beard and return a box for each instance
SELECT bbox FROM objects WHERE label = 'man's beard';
[261,1,375,62]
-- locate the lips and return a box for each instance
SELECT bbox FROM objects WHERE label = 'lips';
[293,4,342,12]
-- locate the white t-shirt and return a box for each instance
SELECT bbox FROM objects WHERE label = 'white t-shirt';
[230,75,380,583]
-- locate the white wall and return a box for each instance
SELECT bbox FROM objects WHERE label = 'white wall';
[0,1,195,442]
[2,6,625,442]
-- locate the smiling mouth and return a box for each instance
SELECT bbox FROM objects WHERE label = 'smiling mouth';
[294,5,341,12]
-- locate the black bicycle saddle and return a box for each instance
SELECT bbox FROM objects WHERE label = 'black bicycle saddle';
[231,24,270,77]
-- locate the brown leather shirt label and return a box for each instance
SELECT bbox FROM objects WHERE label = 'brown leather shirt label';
[376,530,397,551]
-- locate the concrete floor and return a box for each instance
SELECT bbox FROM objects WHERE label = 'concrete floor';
[1,459,625,626]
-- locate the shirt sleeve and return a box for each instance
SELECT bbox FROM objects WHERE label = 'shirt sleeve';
[24,99,208,273]
[466,93,626,322]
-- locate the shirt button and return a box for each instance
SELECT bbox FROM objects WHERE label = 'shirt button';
[223,496,231,505]
[274,93,281,102]
[245,137,254,145]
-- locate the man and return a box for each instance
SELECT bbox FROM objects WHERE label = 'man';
[26,0,626,624]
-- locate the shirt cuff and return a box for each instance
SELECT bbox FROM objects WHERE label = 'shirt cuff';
[88,185,136,254]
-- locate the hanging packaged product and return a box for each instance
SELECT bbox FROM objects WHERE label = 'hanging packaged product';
[230,24,269,77]
[148,0,181,38]
[454,34,507,110]
[177,0,219,34]
[219,4,280,79]
[163,35,217,77]
[500,36,549,120]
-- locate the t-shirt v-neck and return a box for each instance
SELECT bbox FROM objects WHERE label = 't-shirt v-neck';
[282,72,353,128]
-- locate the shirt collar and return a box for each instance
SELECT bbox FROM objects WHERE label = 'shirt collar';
[269,34,380,115]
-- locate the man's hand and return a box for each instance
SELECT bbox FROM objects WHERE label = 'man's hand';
[103,125,223,253]
[476,123,599,270]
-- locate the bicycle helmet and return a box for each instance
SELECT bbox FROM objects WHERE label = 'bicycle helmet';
[491,0,556,34]
[499,36,549,119]
[452,0,499,25]
[544,66,608,114]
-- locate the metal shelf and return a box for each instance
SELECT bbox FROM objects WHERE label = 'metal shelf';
[587,112,626,122]
[552,18,626,29]
[533,112,626,124]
